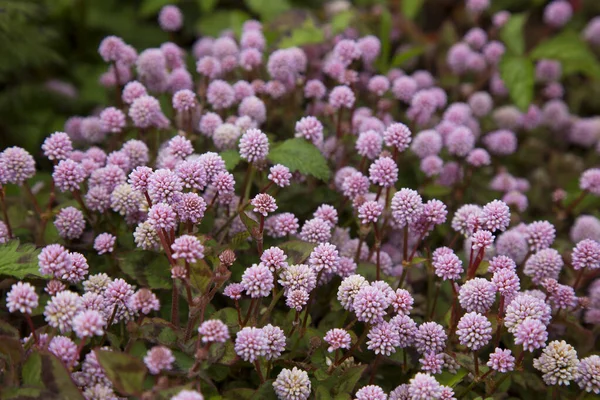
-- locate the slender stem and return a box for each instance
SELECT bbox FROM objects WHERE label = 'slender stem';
[259,288,285,326]
[515,349,525,368]
[25,314,38,345]
[402,349,408,373]
[494,296,505,348]
[257,215,264,256]
[332,325,369,369]
[429,281,441,320]
[564,190,588,215]
[100,305,119,346]
[373,223,381,281]
[573,269,585,290]
[369,355,382,384]
[403,225,409,262]
[355,236,364,264]
[474,351,479,378]
[288,310,300,336]
[239,164,254,208]
[0,189,13,238]
[234,300,242,326]
[72,189,92,221]
[171,283,179,327]
[242,298,257,326]
[335,108,344,139]
[158,229,176,266]
[397,268,408,289]
[408,223,431,261]
[301,270,324,336]
[254,360,265,383]
[22,181,42,215]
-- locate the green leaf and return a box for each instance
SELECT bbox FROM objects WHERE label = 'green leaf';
[268,138,330,181]
[500,13,527,55]
[0,239,43,279]
[220,149,241,171]
[499,55,534,111]
[254,380,277,400]
[22,351,42,387]
[278,240,317,264]
[530,31,600,78]
[401,0,425,20]
[437,368,468,387]
[140,0,178,17]
[279,18,324,48]
[333,365,367,395]
[239,210,259,234]
[421,184,452,198]
[36,350,84,399]
[377,8,392,71]
[331,10,354,34]
[390,46,426,69]
[197,10,250,37]
[96,349,147,396]
[223,388,255,400]
[245,0,290,21]
[119,251,172,290]
[197,0,218,13]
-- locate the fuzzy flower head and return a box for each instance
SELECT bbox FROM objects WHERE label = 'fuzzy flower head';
[329,85,355,109]
[172,235,204,264]
[299,218,331,243]
[239,128,269,163]
[459,278,496,314]
[456,312,492,350]
[148,168,184,204]
[408,373,442,400]
[147,202,178,231]
[269,164,292,187]
[42,132,72,161]
[285,289,309,311]
[129,288,160,315]
[324,328,351,353]
[235,326,268,362]
[419,352,445,375]
[355,385,387,400]
[54,206,85,240]
[171,390,204,400]
[53,159,86,192]
[572,239,600,270]
[251,193,277,216]
[44,291,81,333]
[144,346,175,375]
[433,250,463,281]
[337,274,369,312]
[273,367,311,400]
[575,355,600,394]
[73,310,105,339]
[6,282,38,314]
[158,5,183,31]
[384,122,412,151]
[391,189,423,228]
[487,348,515,373]
[369,156,398,188]
[533,340,578,386]
[414,322,447,354]
[367,321,401,356]
[353,284,391,325]
[198,320,230,343]
[38,244,73,278]
[358,201,383,225]
[262,324,286,360]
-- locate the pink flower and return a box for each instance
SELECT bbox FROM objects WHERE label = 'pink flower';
[198,320,230,343]
[6,282,38,314]
[324,328,351,352]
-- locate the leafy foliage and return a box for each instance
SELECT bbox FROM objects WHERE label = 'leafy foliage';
[0,240,43,279]
[268,138,330,181]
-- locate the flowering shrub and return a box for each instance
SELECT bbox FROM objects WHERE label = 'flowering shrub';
[1,1,600,400]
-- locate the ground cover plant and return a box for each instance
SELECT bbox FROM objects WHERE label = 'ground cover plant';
[1,0,600,399]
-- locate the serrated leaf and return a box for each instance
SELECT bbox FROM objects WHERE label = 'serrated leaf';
[401,0,425,20]
[0,239,43,279]
[220,149,241,171]
[268,138,330,181]
[245,0,290,21]
[96,349,147,396]
[499,55,534,111]
[530,31,600,78]
[500,13,527,55]
[278,240,316,264]
[279,18,324,48]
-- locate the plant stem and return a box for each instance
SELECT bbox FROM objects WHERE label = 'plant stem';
[369,355,381,384]
[0,189,13,238]
[301,270,323,336]
[25,314,38,345]
[474,351,479,378]
[257,215,264,256]
[171,283,179,327]
[242,298,257,326]
[573,269,585,290]
[22,181,42,215]
[254,360,265,383]
[100,305,119,346]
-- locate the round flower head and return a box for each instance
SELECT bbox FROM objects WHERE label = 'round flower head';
[483,130,517,156]
[147,202,178,232]
[172,89,196,112]
[265,212,299,238]
[104,278,136,323]
[44,290,81,333]
[391,189,423,228]
[329,85,355,109]
[198,319,230,343]
[515,318,548,352]
[196,56,222,79]
[111,183,143,216]
[295,116,323,146]
[73,310,105,339]
[39,244,72,278]
[533,340,578,386]
[224,283,244,300]
[383,122,412,151]
[285,289,309,311]
[6,282,38,314]
[261,246,288,272]
[172,235,204,263]
[446,126,475,157]
[544,0,572,28]
[496,230,529,264]
[211,171,235,196]
[98,35,125,62]
[580,168,600,195]
[324,328,351,352]
[122,81,147,104]
[129,288,160,315]
[52,159,86,192]
[122,140,149,168]
[470,230,495,250]
[129,95,161,129]
[273,367,311,400]
[369,156,398,188]
[420,155,443,177]
[352,284,391,325]
[198,112,223,137]
[481,200,510,232]
[368,75,390,96]
[175,160,208,191]
[93,233,116,255]
[251,193,277,216]
[143,346,175,376]
[524,248,564,284]
[212,123,241,151]
[358,201,383,225]
[367,321,401,356]
[241,263,274,298]
[279,264,316,294]
[411,130,442,159]
[158,5,182,31]
[418,352,444,375]
[207,80,235,109]
[492,269,520,297]
[235,326,268,362]
[99,107,126,133]
[42,132,72,161]
[171,390,204,400]
[572,239,600,271]
[337,274,369,311]
[504,293,551,333]
[487,348,515,372]
[262,324,286,360]
[54,206,85,240]
[414,322,447,354]
[268,164,292,188]
[390,314,418,348]
[239,128,269,163]
[148,168,184,204]
[309,243,340,274]
[357,35,380,63]
[238,96,266,124]
[459,278,496,313]
[48,336,78,367]
[433,250,463,281]
[408,373,442,400]
[355,385,386,400]
[392,76,418,103]
[456,312,492,350]
[342,172,370,199]
[575,355,600,394]
[300,218,331,243]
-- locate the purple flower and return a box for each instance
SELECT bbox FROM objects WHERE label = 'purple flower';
[44,291,81,333]
[172,89,196,112]
[158,5,182,31]
[198,320,230,343]
[128,166,153,193]
[129,289,160,315]
[147,203,178,232]
[224,283,244,300]
[414,322,447,354]
[342,172,370,199]
[355,385,387,400]
[358,201,383,225]
[285,289,309,311]
[42,132,72,161]
[48,336,78,367]
[353,284,391,325]
[39,244,72,278]
[356,130,383,160]
[447,126,475,157]
[523,248,564,284]
[575,355,600,394]
[238,96,266,124]
[273,367,311,400]
[408,373,442,400]
[367,321,400,356]
[172,235,204,263]
[487,348,515,372]
[411,130,442,159]
[433,250,463,281]
[419,353,445,374]
[420,155,443,177]
[369,156,398,188]
[383,122,412,151]
[308,243,340,274]
[358,35,381,64]
[241,263,274,298]
[262,324,286,360]
[54,206,85,240]
[261,247,288,272]
[6,282,38,314]
[148,168,184,204]
[94,233,116,255]
[144,346,175,375]
[295,116,324,145]
[459,278,496,313]
[492,269,520,297]
[533,340,579,386]
[329,85,355,109]
[239,128,269,163]
[167,136,194,159]
[279,264,316,294]
[504,293,551,333]
[175,160,208,191]
[129,95,162,128]
[515,318,547,352]
[572,239,600,270]
[207,80,235,109]
[324,328,351,352]
[300,218,331,243]
[251,193,277,216]
[122,81,147,104]
[456,312,492,350]
[392,76,418,103]
[198,112,223,137]
[171,390,204,400]
[391,189,423,228]
[265,212,299,238]
[390,314,418,348]
[482,200,510,232]
[268,164,292,187]
[104,278,136,323]
[73,310,105,338]
[543,0,572,28]
[470,230,495,250]
[53,159,86,192]
[483,130,517,156]
[235,326,268,362]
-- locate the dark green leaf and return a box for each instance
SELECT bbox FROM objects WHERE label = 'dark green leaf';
[421,184,452,198]
[500,13,527,55]
[401,0,425,20]
[254,380,277,400]
[197,0,218,13]
[315,385,333,400]
[38,351,84,399]
[279,19,324,48]
[499,55,534,111]
[268,138,330,181]
[239,210,259,235]
[530,31,600,78]
[245,0,290,21]
[189,259,213,294]
[96,349,147,396]
[119,251,172,290]
[437,368,468,387]
[223,388,255,400]
[390,46,426,69]
[0,239,43,279]
[377,8,392,71]
[331,10,354,34]
[0,319,20,339]
[196,10,250,37]
[22,351,42,387]
[278,240,317,264]
[220,149,241,171]
[333,365,367,395]
[140,0,177,17]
